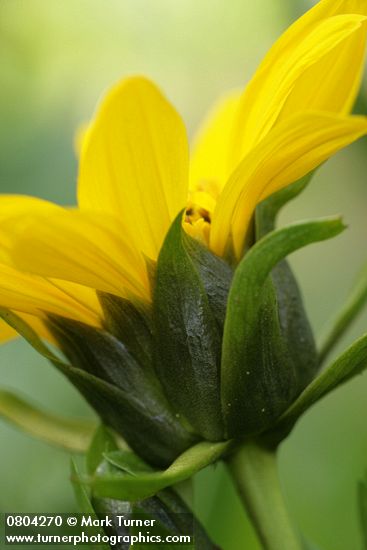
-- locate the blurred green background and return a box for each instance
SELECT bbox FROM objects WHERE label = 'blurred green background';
[0,1,367,548]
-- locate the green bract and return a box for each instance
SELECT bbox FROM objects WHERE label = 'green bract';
[2,174,367,476]
[2,167,367,486]
[154,210,231,441]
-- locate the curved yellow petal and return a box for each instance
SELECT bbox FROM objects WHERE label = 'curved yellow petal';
[190,90,241,194]
[0,263,101,325]
[231,9,367,165]
[0,195,103,321]
[278,21,367,120]
[0,195,61,261]
[0,198,100,325]
[0,195,60,219]
[11,209,150,300]
[211,112,367,259]
[78,76,189,261]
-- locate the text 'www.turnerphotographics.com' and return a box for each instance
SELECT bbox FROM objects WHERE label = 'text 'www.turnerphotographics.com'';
[3,513,194,546]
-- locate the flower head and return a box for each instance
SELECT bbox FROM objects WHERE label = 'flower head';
[1,0,367,462]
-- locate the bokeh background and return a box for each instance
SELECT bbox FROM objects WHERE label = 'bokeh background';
[0,1,367,548]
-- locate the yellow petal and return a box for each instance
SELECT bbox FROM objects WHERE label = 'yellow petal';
[0,197,71,324]
[277,21,367,120]
[0,263,101,325]
[211,112,367,259]
[190,90,241,194]
[78,76,189,261]
[0,195,61,262]
[231,9,367,165]
[0,195,103,320]
[11,209,150,300]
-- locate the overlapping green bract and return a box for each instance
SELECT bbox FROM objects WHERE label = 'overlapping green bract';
[47,316,197,467]
[2,175,367,496]
[153,212,231,441]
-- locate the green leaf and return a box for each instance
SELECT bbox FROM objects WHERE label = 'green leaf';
[358,473,367,550]
[154,212,224,440]
[103,450,152,475]
[98,292,153,371]
[269,261,318,392]
[86,424,119,475]
[91,440,232,501]
[75,464,132,550]
[0,388,95,452]
[274,332,367,435]
[255,175,319,393]
[222,217,345,438]
[71,458,96,514]
[318,262,367,364]
[70,459,111,550]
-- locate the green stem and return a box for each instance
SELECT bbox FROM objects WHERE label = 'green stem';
[227,441,303,550]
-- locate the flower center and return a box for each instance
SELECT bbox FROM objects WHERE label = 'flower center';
[185,206,211,225]
[183,179,220,245]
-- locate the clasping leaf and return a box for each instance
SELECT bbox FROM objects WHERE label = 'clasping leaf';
[221,216,345,438]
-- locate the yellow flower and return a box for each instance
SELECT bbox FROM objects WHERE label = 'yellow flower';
[1,0,367,342]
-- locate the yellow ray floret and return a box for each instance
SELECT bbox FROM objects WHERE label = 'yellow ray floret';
[231,6,367,165]
[0,263,101,325]
[189,4,367,240]
[78,76,189,263]
[0,0,366,346]
[11,209,150,300]
[0,197,103,333]
[210,112,367,259]
[189,90,241,196]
